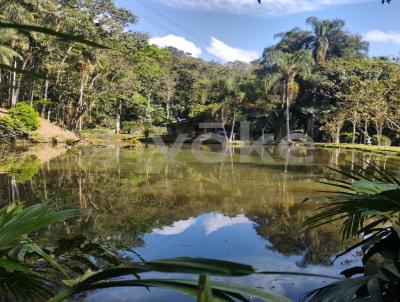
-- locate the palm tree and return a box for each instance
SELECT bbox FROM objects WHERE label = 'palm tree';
[264,49,313,142]
[0,30,22,65]
[306,17,345,64]
[0,29,22,81]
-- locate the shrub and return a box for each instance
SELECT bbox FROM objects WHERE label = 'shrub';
[371,134,391,146]
[65,138,76,146]
[340,132,359,143]
[51,136,58,145]
[143,121,154,138]
[0,116,28,144]
[9,102,40,131]
[122,121,141,134]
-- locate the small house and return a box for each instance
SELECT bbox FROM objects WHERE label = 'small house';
[166,120,196,137]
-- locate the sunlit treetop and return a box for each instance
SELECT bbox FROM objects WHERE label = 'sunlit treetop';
[257,0,391,3]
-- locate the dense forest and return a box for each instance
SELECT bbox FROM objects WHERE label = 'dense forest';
[1,0,400,146]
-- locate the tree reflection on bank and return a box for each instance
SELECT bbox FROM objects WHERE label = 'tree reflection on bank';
[0,144,397,268]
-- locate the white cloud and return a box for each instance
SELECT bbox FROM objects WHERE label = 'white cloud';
[159,0,372,17]
[203,213,251,235]
[207,37,260,63]
[363,30,400,45]
[153,217,197,235]
[149,34,202,57]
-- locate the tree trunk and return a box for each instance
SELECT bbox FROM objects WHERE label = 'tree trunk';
[77,71,85,132]
[221,105,228,140]
[30,80,35,106]
[375,122,383,146]
[166,89,171,121]
[10,60,17,107]
[362,120,370,145]
[285,79,291,142]
[352,110,357,144]
[115,101,122,134]
[41,78,49,118]
[56,46,73,84]
[10,176,20,202]
[166,102,170,121]
[11,57,30,108]
[335,126,340,144]
[262,124,269,144]
[307,116,314,140]
[229,111,236,141]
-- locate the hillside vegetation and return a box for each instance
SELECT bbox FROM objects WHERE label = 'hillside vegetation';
[1,1,400,146]
[0,105,77,144]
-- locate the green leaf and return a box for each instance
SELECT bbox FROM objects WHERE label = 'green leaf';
[51,278,289,302]
[0,23,109,49]
[143,257,256,276]
[51,279,233,302]
[24,242,67,276]
[0,258,32,273]
[367,277,383,302]
[198,275,213,302]
[303,277,370,301]
[0,202,79,250]
[258,271,342,280]
[351,180,400,195]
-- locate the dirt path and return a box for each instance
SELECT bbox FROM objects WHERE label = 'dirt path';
[0,108,8,117]
[35,118,77,142]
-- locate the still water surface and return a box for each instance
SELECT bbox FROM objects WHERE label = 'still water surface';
[1,144,399,301]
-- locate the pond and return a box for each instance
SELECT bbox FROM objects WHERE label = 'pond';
[1,143,399,301]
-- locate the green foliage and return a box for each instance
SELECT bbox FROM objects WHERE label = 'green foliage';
[0,115,28,144]
[122,120,141,134]
[0,22,108,49]
[0,202,79,300]
[65,138,76,146]
[340,131,359,143]
[304,164,400,301]
[9,103,40,131]
[189,103,222,122]
[371,134,392,146]
[143,120,153,138]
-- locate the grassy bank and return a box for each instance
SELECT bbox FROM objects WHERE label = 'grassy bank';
[315,143,400,156]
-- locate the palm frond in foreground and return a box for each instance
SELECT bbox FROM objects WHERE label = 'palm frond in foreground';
[303,163,400,301]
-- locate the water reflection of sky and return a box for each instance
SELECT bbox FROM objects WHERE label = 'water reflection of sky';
[86,213,361,302]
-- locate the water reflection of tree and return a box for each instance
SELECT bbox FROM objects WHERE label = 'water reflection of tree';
[0,145,396,263]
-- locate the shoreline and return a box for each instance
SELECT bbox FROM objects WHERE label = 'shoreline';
[314,143,400,156]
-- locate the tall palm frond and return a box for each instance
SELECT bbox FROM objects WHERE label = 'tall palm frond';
[0,202,79,250]
[0,45,22,64]
[303,164,400,301]
[305,163,400,240]
[0,29,22,64]
[306,17,342,64]
[0,203,79,301]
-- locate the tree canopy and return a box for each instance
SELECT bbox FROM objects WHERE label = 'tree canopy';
[0,1,399,146]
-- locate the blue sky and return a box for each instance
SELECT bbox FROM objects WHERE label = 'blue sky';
[115,0,400,63]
